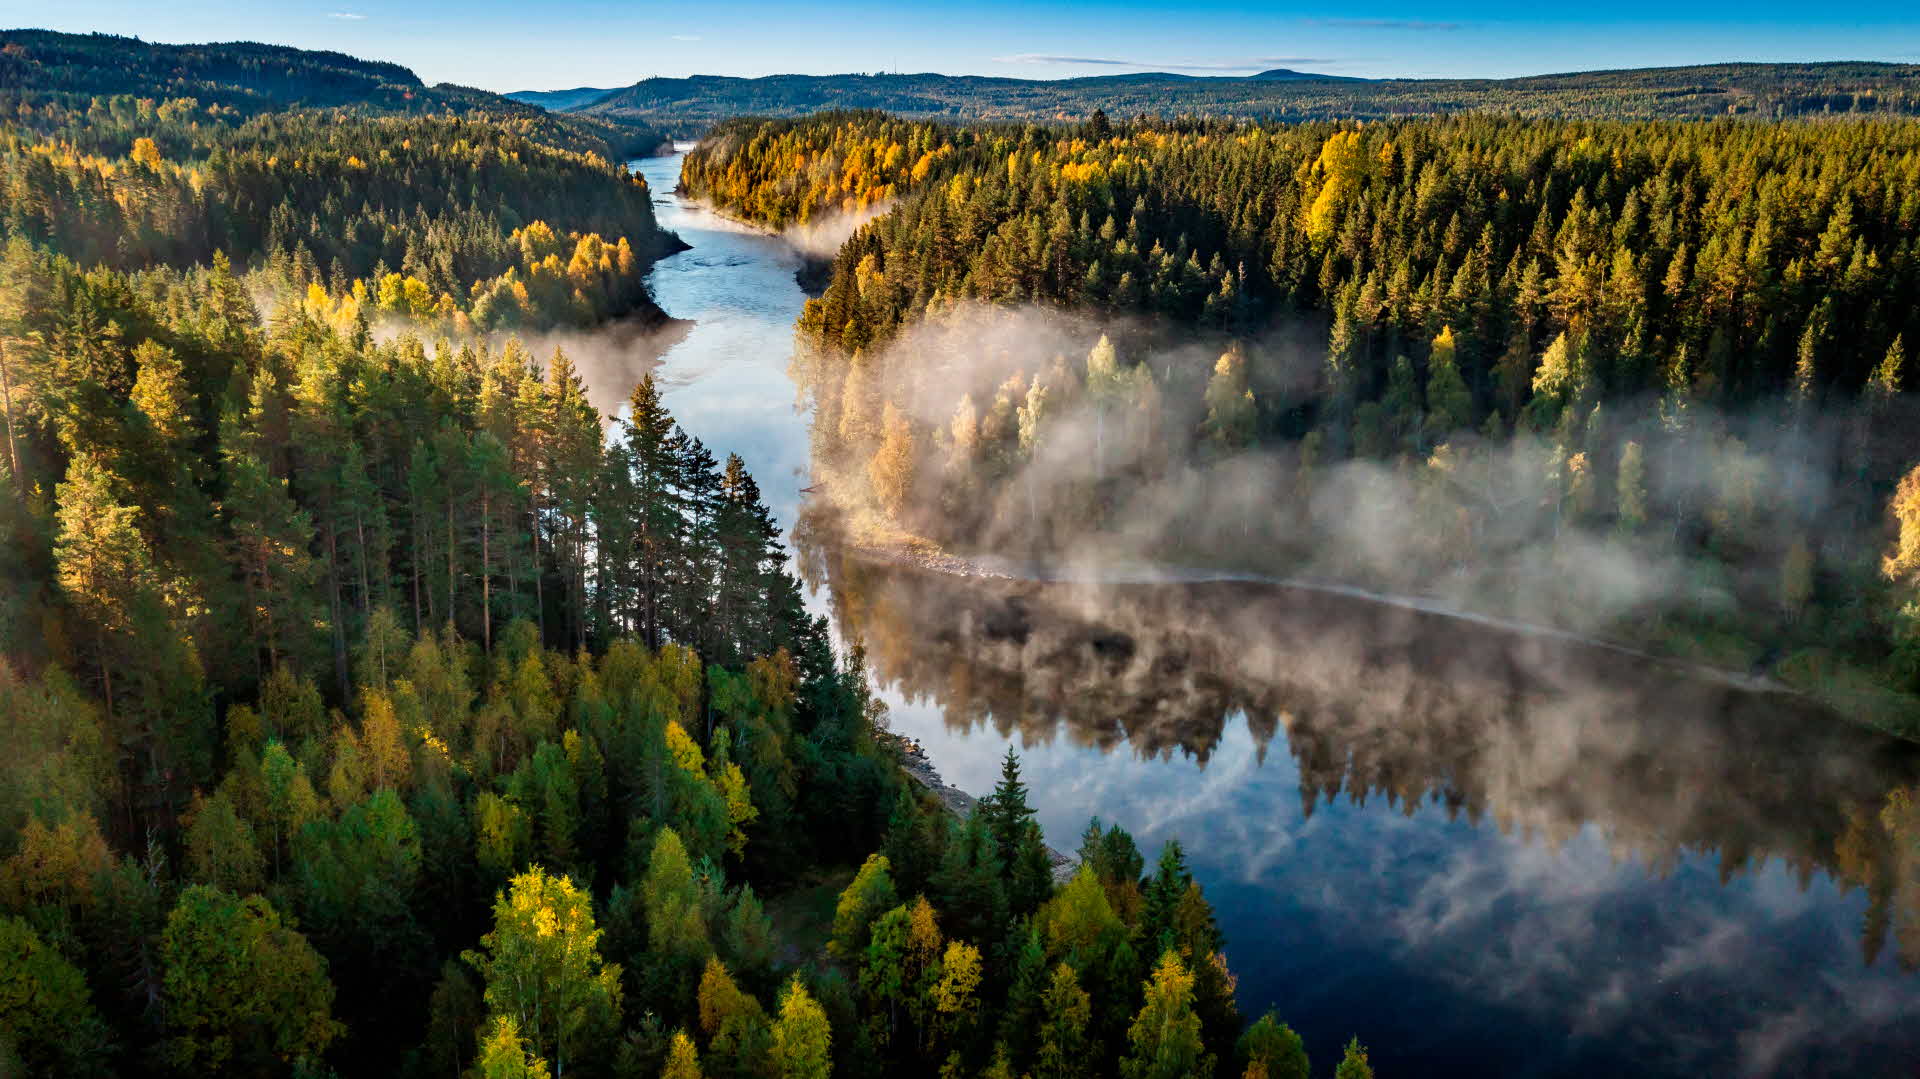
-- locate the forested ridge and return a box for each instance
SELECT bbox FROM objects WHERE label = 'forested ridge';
[562,62,1920,135]
[0,31,1354,1079]
[1,30,684,334]
[684,111,1920,723]
[2,29,672,160]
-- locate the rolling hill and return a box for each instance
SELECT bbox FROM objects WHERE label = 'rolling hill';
[511,61,1920,134]
[0,28,669,158]
[505,85,623,111]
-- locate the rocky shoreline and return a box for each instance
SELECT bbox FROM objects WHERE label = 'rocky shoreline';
[877,731,1078,883]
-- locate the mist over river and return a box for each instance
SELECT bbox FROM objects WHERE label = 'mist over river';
[624,149,1920,1077]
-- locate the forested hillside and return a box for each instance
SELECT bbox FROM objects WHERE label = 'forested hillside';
[1,29,672,159]
[566,62,1920,134]
[685,111,1920,721]
[0,32,1343,1079]
[0,31,684,333]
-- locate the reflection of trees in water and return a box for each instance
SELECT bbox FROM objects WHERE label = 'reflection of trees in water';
[800,528,1920,970]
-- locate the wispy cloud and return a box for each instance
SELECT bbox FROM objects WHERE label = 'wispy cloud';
[327,11,367,20]
[1307,17,1463,31]
[671,33,702,42]
[993,54,1344,72]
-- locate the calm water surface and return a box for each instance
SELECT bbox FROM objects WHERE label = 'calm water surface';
[628,150,1920,1077]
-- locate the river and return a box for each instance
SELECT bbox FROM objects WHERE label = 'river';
[628,148,1920,1077]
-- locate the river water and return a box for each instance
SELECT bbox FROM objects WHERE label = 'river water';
[628,149,1920,1077]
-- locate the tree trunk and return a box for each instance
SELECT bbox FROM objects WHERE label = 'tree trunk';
[0,342,21,501]
[481,493,492,652]
[411,513,423,635]
[245,564,265,683]
[447,493,457,633]
[326,523,349,699]
[575,511,588,652]
[531,489,545,644]
[96,625,115,720]
[355,511,371,616]
[263,560,280,674]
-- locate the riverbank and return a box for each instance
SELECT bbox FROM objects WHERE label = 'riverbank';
[877,730,1078,883]
[821,518,1920,742]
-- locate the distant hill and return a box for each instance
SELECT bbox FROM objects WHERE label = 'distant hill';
[0,29,433,112]
[1247,68,1365,81]
[0,29,670,158]
[506,86,622,111]
[549,61,1920,134]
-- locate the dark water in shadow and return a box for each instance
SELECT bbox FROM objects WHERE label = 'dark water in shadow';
[629,149,1920,1077]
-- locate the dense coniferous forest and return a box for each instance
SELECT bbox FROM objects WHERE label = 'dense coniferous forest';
[684,111,1920,723]
[0,31,1329,1079]
[1,29,673,159]
[547,63,1920,136]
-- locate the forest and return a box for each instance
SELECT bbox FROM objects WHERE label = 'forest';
[682,110,1920,725]
[0,30,1368,1079]
[556,62,1920,136]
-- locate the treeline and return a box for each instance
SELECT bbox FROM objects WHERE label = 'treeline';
[1,108,674,331]
[737,112,1920,395]
[576,62,1920,133]
[680,113,966,228]
[689,111,1920,706]
[0,28,680,333]
[0,29,672,161]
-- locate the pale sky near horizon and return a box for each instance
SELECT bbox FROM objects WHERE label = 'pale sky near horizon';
[4,0,1917,93]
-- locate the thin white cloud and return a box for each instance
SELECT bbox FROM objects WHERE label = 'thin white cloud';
[671,34,702,42]
[327,11,367,19]
[993,53,1345,72]
[1307,17,1464,31]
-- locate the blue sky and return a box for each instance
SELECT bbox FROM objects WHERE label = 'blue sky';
[7,0,1918,92]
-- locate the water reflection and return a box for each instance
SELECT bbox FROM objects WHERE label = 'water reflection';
[630,151,815,529]
[799,532,1920,1076]
[622,147,1920,1077]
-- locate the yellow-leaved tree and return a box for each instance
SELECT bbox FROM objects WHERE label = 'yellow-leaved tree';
[1885,463,1920,686]
[771,975,832,1079]
[462,867,622,1078]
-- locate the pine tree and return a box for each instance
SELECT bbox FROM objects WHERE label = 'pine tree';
[1616,441,1647,535]
[995,923,1048,1069]
[930,810,1008,951]
[1238,1012,1309,1079]
[1141,840,1192,954]
[622,374,682,648]
[1424,326,1473,437]
[1201,345,1256,450]
[1333,1038,1375,1079]
[985,748,1036,869]
[1869,335,1906,408]
[54,454,160,717]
